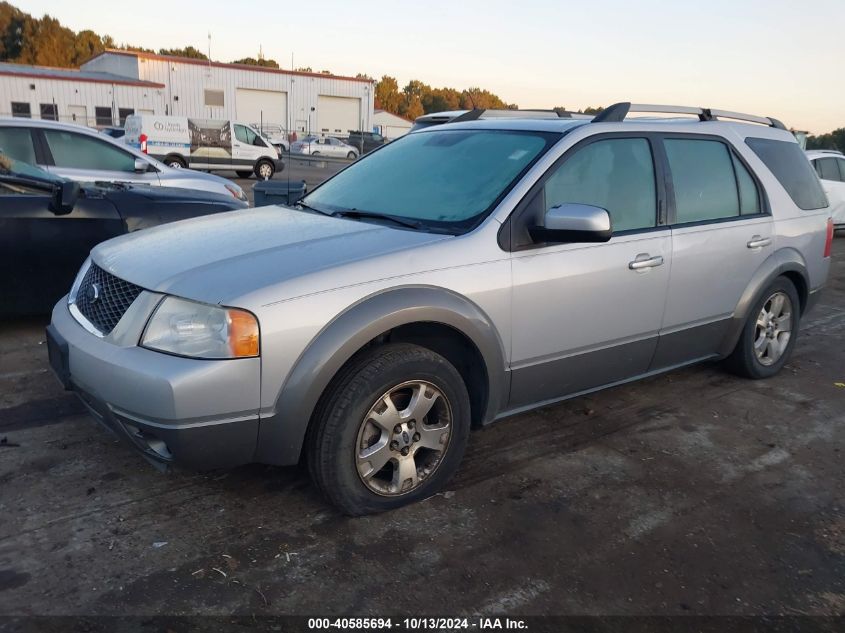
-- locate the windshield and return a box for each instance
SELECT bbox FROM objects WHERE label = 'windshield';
[302,129,557,231]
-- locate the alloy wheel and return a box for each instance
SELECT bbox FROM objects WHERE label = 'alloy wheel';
[355,380,452,496]
[754,291,793,366]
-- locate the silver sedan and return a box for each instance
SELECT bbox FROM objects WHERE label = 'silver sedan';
[290,135,359,159]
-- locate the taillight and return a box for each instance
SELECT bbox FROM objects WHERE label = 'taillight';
[139,133,148,154]
[823,217,833,258]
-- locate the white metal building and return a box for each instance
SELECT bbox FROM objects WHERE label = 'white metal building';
[373,109,413,139]
[0,50,374,137]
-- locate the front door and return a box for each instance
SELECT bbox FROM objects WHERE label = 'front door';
[652,136,774,368]
[509,136,672,409]
[232,124,265,172]
[38,128,161,188]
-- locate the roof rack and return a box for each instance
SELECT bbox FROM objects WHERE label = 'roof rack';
[592,102,787,130]
[451,108,592,123]
[813,149,844,155]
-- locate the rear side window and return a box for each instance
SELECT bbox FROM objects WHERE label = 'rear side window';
[817,157,843,182]
[0,127,37,164]
[745,138,827,210]
[43,130,136,172]
[544,138,657,232]
[665,139,756,223]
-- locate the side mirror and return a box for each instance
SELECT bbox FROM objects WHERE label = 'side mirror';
[528,203,612,244]
[134,158,149,173]
[50,180,80,216]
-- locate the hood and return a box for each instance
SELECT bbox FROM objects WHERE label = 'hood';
[91,206,449,305]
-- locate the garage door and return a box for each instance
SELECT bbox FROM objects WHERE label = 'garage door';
[236,88,287,129]
[317,96,361,136]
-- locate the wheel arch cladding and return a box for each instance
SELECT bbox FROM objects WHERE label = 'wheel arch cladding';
[254,286,508,465]
[718,247,809,357]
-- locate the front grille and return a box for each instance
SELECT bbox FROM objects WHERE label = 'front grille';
[73,263,144,335]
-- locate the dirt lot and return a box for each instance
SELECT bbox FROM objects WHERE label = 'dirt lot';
[0,241,843,619]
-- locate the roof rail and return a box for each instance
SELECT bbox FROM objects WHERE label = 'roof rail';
[592,102,787,130]
[450,108,591,123]
[813,149,844,155]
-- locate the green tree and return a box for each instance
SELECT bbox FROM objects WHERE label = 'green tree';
[72,29,104,64]
[806,129,845,153]
[375,75,402,113]
[158,46,207,59]
[232,56,279,68]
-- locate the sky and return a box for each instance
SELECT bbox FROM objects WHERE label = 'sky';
[14,0,845,134]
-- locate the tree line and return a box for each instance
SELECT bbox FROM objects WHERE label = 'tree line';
[806,129,845,153]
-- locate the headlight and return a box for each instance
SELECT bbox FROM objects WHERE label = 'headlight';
[141,296,259,359]
[225,183,247,201]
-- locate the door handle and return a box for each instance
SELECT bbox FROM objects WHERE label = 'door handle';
[628,254,664,270]
[747,235,772,249]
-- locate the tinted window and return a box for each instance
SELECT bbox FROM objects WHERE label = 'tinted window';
[732,153,761,215]
[544,138,656,232]
[665,139,742,223]
[118,108,134,126]
[839,159,845,181]
[234,125,262,145]
[818,157,842,182]
[43,130,136,172]
[304,130,554,230]
[95,107,112,126]
[0,127,37,164]
[746,138,827,210]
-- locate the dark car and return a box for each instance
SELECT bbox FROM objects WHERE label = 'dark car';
[0,156,248,315]
[346,131,386,154]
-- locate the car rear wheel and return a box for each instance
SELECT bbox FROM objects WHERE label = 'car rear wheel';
[307,343,471,516]
[165,155,186,169]
[255,160,275,180]
[236,170,253,179]
[724,277,800,379]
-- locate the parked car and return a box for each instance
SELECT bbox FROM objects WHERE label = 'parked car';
[123,115,283,180]
[0,118,248,203]
[290,135,359,159]
[806,150,845,229]
[0,155,247,316]
[47,102,833,515]
[251,124,290,153]
[346,130,387,154]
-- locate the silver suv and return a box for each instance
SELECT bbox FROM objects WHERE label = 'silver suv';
[47,103,834,515]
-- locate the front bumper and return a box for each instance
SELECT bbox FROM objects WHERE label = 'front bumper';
[47,298,261,470]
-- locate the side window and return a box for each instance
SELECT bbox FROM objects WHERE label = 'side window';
[818,157,842,182]
[543,138,656,232]
[43,130,136,172]
[731,153,761,215]
[665,139,746,223]
[0,127,38,164]
[838,159,845,181]
[233,125,250,144]
[745,138,827,210]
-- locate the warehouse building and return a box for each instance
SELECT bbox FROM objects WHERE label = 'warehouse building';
[0,50,374,137]
[372,109,413,139]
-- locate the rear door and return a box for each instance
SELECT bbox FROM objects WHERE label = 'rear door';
[652,135,771,368]
[38,129,161,187]
[0,126,41,166]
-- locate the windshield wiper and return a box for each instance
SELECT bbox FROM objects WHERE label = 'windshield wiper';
[330,209,425,230]
[295,201,331,216]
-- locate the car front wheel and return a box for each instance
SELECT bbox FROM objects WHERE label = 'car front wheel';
[307,343,471,515]
[725,277,800,379]
[255,160,275,180]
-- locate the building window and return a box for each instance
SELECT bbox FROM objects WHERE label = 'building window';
[95,107,113,127]
[204,89,224,107]
[11,102,31,118]
[40,103,58,121]
[118,108,134,125]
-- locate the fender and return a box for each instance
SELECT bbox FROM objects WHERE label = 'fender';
[254,286,508,465]
[717,247,809,357]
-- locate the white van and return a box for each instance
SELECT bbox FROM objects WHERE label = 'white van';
[124,115,283,179]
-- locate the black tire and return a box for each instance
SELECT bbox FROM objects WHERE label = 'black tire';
[164,155,186,169]
[307,343,471,516]
[236,170,252,179]
[724,277,801,379]
[254,160,275,180]
[347,151,357,160]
